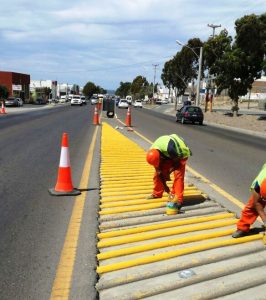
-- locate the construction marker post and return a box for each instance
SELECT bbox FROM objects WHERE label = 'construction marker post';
[49,133,81,196]
[1,101,7,114]
[125,106,132,127]
[93,105,100,125]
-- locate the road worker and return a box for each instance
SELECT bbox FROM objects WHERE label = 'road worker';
[146,134,192,215]
[232,163,266,238]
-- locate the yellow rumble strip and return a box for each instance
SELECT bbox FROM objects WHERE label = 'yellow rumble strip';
[96,122,266,300]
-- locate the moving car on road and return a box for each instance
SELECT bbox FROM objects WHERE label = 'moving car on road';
[81,96,87,105]
[133,100,143,108]
[176,105,204,125]
[71,95,83,106]
[118,99,129,109]
[90,95,98,105]
[5,97,23,107]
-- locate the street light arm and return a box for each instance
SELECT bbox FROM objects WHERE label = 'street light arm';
[176,40,199,59]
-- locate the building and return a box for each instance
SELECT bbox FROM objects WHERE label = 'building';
[0,71,30,101]
[30,80,58,101]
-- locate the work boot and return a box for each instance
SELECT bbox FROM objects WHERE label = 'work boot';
[166,202,182,215]
[232,229,248,238]
[146,194,160,200]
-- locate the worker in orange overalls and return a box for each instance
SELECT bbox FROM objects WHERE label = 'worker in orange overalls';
[146,134,192,215]
[232,163,266,238]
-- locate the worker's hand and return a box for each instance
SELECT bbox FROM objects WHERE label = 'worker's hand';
[168,194,177,202]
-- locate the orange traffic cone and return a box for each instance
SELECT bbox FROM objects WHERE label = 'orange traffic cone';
[49,133,81,196]
[125,106,131,127]
[1,101,7,114]
[93,105,99,125]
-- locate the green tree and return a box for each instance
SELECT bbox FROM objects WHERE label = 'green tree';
[115,82,132,98]
[206,14,266,115]
[83,82,97,98]
[0,85,9,100]
[130,75,148,99]
[162,38,203,104]
[95,85,107,95]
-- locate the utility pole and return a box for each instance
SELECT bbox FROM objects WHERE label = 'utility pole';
[207,23,221,38]
[152,64,159,100]
[206,24,221,111]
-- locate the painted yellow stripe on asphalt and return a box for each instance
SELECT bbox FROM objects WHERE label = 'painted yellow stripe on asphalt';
[101,191,205,203]
[99,202,166,215]
[97,213,234,238]
[50,127,98,300]
[101,184,199,195]
[100,188,200,198]
[186,166,245,209]
[96,234,262,274]
[100,194,202,208]
[97,229,236,260]
[97,219,237,247]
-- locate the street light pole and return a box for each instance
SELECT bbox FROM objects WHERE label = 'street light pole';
[195,46,203,106]
[152,64,159,99]
[176,40,203,106]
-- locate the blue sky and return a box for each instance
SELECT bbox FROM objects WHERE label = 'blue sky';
[0,0,265,90]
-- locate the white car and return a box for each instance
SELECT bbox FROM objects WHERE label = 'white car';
[71,95,83,106]
[90,96,98,105]
[118,99,129,108]
[133,100,143,108]
[59,96,67,103]
[81,96,87,105]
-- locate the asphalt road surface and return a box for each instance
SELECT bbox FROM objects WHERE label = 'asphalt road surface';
[0,103,265,299]
[0,104,98,300]
[116,106,265,203]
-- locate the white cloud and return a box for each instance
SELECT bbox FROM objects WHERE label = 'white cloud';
[0,0,265,88]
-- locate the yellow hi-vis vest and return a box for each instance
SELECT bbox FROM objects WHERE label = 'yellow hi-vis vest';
[250,163,266,192]
[151,134,191,159]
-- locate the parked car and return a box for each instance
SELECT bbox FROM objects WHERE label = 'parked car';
[118,99,129,109]
[5,97,23,107]
[176,105,204,125]
[34,98,47,105]
[71,95,83,106]
[155,99,162,105]
[133,100,143,108]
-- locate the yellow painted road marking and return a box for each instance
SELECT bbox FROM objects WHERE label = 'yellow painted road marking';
[50,127,98,300]
[101,191,205,203]
[97,228,236,260]
[97,219,237,247]
[97,234,262,274]
[97,213,235,239]
[101,185,196,194]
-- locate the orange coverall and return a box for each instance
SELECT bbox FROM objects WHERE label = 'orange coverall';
[237,195,266,232]
[152,159,187,203]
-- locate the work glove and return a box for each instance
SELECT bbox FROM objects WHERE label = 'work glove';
[168,194,177,203]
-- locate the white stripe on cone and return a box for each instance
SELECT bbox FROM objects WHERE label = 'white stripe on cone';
[59,147,70,167]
